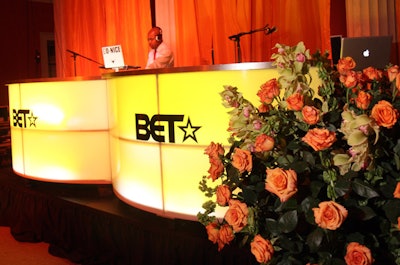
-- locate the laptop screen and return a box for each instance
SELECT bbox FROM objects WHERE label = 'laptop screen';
[340,36,392,71]
[101,45,125,69]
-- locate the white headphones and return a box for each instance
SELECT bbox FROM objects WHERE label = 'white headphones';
[155,27,163,42]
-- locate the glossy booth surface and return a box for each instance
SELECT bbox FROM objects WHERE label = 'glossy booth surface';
[106,63,285,220]
[8,78,112,183]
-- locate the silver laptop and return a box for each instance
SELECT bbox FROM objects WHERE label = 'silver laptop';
[101,44,125,69]
[340,36,392,70]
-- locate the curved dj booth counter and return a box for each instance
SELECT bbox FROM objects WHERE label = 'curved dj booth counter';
[8,77,112,184]
[105,62,280,220]
[8,63,319,220]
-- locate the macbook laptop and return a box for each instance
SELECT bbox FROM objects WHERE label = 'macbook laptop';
[101,45,126,69]
[101,45,140,71]
[340,36,392,70]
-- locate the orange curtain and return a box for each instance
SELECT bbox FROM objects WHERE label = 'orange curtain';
[174,0,331,66]
[53,0,152,77]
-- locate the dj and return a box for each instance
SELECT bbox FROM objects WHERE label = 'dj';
[145,26,174,69]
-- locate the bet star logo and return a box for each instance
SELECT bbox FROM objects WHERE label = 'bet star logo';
[28,112,38,127]
[12,109,38,128]
[178,117,201,143]
[135,114,201,143]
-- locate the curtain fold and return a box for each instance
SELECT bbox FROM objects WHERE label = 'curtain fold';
[53,0,152,77]
[174,0,331,66]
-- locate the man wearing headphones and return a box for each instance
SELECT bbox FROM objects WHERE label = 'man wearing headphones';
[145,26,174,69]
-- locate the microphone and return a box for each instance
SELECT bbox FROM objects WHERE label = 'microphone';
[264,26,277,35]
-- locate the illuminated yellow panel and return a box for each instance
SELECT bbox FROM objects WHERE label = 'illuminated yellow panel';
[108,75,158,140]
[156,69,281,218]
[107,74,163,210]
[18,80,109,130]
[8,79,112,183]
[10,128,24,173]
[8,84,23,173]
[157,69,281,145]
[114,140,163,211]
[20,130,111,182]
[160,144,210,219]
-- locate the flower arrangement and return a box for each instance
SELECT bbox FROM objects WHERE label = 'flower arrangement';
[198,41,400,265]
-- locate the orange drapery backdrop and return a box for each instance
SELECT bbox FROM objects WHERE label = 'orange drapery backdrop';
[54,0,331,76]
[174,0,331,66]
[53,0,152,77]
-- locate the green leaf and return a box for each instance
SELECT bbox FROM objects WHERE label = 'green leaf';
[301,196,319,214]
[242,187,258,204]
[352,206,377,221]
[351,179,379,199]
[277,155,294,167]
[302,151,316,167]
[306,227,324,253]
[287,140,301,151]
[382,200,400,223]
[310,180,324,198]
[279,210,298,233]
[265,218,281,235]
[290,161,309,173]
[334,177,351,197]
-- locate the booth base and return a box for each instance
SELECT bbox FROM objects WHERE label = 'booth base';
[0,166,256,265]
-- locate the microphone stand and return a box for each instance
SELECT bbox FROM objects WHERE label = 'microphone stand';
[66,49,103,76]
[228,24,275,63]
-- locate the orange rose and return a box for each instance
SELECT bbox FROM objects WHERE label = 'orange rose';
[302,105,320,125]
[387,65,399,82]
[363,66,382,81]
[371,100,399,128]
[224,199,249,232]
[396,73,400,95]
[205,222,219,244]
[313,201,348,230]
[302,128,336,151]
[265,168,298,202]
[337,56,356,74]
[355,91,372,110]
[207,157,224,181]
[231,148,252,173]
[393,182,400,198]
[254,134,274,152]
[216,184,231,206]
[344,242,374,265]
[217,224,234,251]
[205,142,225,159]
[250,234,274,264]
[341,70,358,88]
[258,103,272,113]
[286,93,304,111]
[257,79,280,104]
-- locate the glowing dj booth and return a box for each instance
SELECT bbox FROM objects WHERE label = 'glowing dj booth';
[8,63,319,220]
[8,77,112,184]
